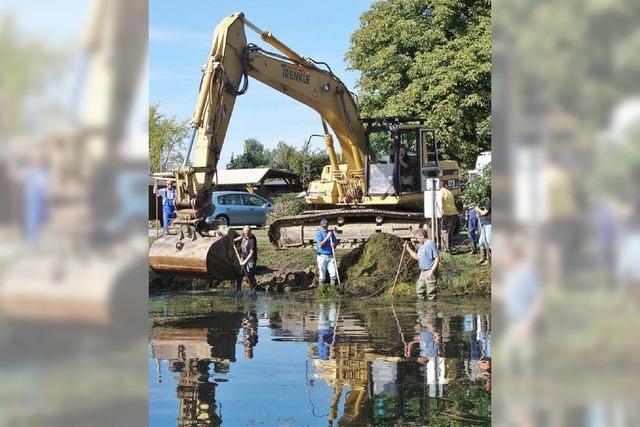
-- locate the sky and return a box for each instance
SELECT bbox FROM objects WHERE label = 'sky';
[1,0,88,43]
[150,0,376,169]
[1,0,148,146]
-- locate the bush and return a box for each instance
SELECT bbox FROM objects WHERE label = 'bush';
[266,192,307,225]
[461,164,491,206]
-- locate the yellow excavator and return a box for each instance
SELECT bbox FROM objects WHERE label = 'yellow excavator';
[149,12,460,278]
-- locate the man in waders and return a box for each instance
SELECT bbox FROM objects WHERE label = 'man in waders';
[315,219,339,286]
[153,179,176,232]
[404,229,440,300]
[235,225,258,293]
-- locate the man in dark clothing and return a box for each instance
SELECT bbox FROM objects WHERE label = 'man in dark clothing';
[391,145,417,191]
[235,225,258,292]
[464,204,480,254]
[242,312,259,359]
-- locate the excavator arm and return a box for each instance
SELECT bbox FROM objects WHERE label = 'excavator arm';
[150,12,369,277]
[174,12,366,219]
[149,12,460,275]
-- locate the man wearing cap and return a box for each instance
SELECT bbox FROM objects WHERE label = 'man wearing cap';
[315,219,339,286]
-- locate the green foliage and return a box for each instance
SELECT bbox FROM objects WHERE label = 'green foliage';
[0,15,65,134]
[268,139,330,187]
[340,233,420,295]
[438,251,491,297]
[590,124,640,200]
[346,0,491,169]
[270,141,298,169]
[460,163,491,206]
[369,132,391,159]
[227,138,272,169]
[266,192,307,225]
[227,137,330,188]
[149,103,189,173]
[494,0,640,128]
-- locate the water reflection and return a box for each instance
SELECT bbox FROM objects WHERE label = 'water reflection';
[149,296,491,426]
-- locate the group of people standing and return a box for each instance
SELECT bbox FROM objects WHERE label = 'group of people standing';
[464,197,492,265]
[152,177,490,301]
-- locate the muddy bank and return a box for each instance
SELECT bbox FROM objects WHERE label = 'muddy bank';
[149,230,491,297]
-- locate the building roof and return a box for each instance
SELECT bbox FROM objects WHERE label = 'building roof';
[214,168,298,186]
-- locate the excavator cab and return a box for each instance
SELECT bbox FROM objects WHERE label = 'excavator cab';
[363,118,442,198]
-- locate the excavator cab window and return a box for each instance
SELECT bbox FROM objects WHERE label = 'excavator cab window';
[365,130,395,195]
[396,129,420,193]
[419,129,440,190]
[366,132,391,164]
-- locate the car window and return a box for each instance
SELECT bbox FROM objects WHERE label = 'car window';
[218,194,244,205]
[243,195,266,206]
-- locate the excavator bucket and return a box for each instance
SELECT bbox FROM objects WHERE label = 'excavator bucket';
[149,227,242,280]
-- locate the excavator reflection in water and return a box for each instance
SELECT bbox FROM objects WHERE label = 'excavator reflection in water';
[149,300,491,426]
[150,313,244,427]
[149,12,460,279]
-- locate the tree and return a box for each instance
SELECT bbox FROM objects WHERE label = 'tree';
[226,137,330,188]
[226,138,272,169]
[149,103,189,173]
[270,141,298,171]
[346,0,491,169]
[460,163,491,206]
[293,139,330,187]
[0,15,65,134]
[494,0,640,129]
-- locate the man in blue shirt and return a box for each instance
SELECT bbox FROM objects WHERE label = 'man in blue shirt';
[153,179,176,232]
[404,228,440,300]
[315,218,339,286]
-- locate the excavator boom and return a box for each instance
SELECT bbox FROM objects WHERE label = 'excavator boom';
[149,12,460,277]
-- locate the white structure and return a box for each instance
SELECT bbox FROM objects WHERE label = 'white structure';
[468,151,492,182]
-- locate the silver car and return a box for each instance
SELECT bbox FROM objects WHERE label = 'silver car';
[205,191,273,227]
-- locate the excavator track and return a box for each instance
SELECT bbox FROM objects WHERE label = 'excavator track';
[268,208,431,248]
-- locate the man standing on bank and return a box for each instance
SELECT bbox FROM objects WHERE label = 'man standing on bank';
[153,178,176,232]
[475,196,492,265]
[404,229,440,300]
[235,225,258,293]
[315,219,339,286]
[440,180,459,252]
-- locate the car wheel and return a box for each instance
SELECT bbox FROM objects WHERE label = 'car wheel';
[216,215,229,226]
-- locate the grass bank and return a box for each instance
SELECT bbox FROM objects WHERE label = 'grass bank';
[150,228,490,298]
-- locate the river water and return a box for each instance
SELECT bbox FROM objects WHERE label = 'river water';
[149,293,491,426]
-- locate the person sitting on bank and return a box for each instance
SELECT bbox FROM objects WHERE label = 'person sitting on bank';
[404,229,440,300]
[235,225,258,293]
[439,180,459,251]
[315,219,339,286]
